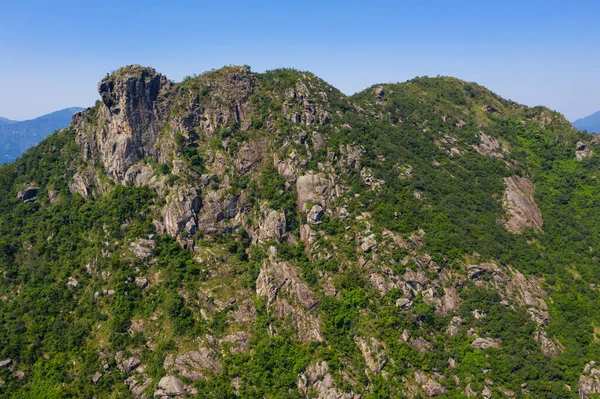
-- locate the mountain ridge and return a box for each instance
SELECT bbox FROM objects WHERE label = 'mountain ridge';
[573,110,600,133]
[0,64,599,398]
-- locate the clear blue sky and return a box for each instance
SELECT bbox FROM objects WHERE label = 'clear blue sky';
[1,0,598,121]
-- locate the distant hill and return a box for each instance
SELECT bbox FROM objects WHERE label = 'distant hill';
[573,110,600,133]
[0,107,84,163]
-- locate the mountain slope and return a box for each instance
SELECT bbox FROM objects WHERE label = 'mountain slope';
[0,107,84,164]
[1,65,600,398]
[573,110,600,133]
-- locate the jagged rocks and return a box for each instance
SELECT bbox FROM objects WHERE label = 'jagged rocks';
[413,371,447,397]
[255,206,286,242]
[79,66,171,179]
[297,361,360,399]
[502,176,543,233]
[115,352,141,373]
[356,337,387,375]
[161,185,201,237]
[130,238,156,258]
[307,204,324,224]
[474,133,509,158]
[579,361,600,398]
[0,359,12,368]
[164,348,221,382]
[256,247,323,342]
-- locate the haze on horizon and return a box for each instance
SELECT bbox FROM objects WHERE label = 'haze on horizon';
[1,0,598,121]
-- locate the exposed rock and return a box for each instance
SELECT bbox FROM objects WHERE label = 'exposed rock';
[534,330,562,356]
[474,133,509,158]
[580,361,600,398]
[356,337,386,375]
[360,234,377,253]
[219,331,249,354]
[161,185,201,237]
[483,385,493,398]
[130,238,156,258]
[465,383,477,397]
[256,207,286,242]
[298,361,360,399]
[255,252,322,341]
[414,371,447,396]
[446,316,464,336]
[396,298,413,310]
[410,337,432,354]
[17,185,38,202]
[0,359,12,368]
[154,375,185,398]
[135,277,148,289]
[502,176,543,233]
[164,348,221,382]
[576,141,593,160]
[312,131,325,151]
[441,287,460,315]
[472,337,501,349]
[66,277,78,289]
[307,204,324,224]
[77,66,171,180]
[296,173,332,211]
[92,372,102,384]
[116,352,141,373]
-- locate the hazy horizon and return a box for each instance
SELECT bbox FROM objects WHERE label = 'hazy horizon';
[1,0,599,121]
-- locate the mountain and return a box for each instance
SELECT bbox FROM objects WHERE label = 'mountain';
[1,65,600,398]
[0,117,17,124]
[0,107,84,164]
[573,110,600,133]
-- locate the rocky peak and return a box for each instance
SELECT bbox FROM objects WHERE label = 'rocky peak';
[76,65,171,179]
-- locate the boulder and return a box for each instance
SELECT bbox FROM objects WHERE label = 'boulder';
[307,204,324,224]
[154,376,185,398]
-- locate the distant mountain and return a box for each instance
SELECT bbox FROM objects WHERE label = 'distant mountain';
[0,117,17,124]
[573,110,600,133]
[0,107,84,163]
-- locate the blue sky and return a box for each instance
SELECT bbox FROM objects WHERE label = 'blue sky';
[0,0,598,121]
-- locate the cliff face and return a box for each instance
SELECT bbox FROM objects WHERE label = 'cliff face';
[2,65,600,398]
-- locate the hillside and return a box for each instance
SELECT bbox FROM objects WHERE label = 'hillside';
[0,107,84,164]
[573,110,600,133]
[1,65,600,398]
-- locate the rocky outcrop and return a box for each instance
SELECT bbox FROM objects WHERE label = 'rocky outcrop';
[579,361,600,398]
[76,66,171,180]
[154,375,186,398]
[413,371,447,397]
[356,336,387,375]
[474,133,509,158]
[502,176,543,233]
[161,185,201,237]
[296,173,332,211]
[164,348,221,382]
[256,247,323,342]
[576,141,593,161]
[297,361,360,399]
[255,206,286,242]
